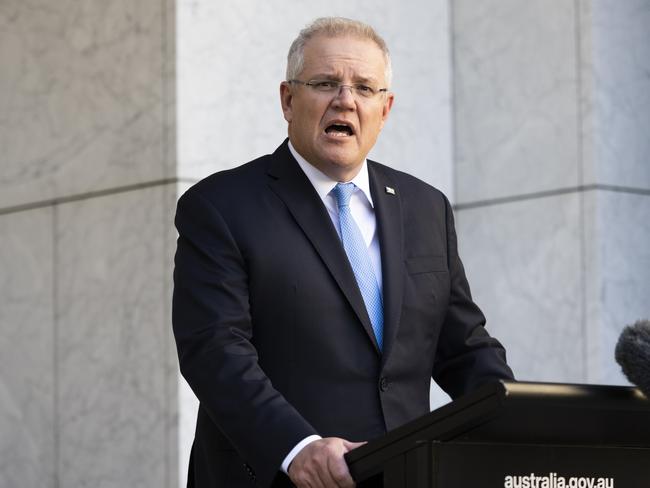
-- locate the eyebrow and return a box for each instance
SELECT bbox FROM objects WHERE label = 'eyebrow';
[309,73,380,84]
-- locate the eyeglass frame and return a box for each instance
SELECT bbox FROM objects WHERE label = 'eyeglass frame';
[287,79,389,99]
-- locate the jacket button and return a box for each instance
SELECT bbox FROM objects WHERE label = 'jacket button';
[379,377,389,392]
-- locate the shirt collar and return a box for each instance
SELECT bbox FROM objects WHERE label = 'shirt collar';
[288,140,374,207]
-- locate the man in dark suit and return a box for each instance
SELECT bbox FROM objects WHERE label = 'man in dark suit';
[172,17,513,488]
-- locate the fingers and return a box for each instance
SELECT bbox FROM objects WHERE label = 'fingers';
[326,450,354,488]
[288,437,362,488]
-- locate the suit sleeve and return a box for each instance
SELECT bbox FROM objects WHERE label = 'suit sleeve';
[432,194,515,398]
[172,188,317,486]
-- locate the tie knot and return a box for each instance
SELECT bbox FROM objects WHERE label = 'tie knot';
[332,182,356,208]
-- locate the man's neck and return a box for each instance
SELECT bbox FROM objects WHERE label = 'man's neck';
[287,140,364,183]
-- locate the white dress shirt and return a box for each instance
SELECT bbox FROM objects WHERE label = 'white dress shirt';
[279,141,384,474]
[288,141,383,289]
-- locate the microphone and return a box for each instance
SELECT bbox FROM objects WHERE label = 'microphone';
[615,319,650,398]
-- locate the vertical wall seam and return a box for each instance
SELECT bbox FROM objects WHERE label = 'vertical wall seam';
[161,0,178,484]
[52,203,60,488]
[162,0,168,484]
[574,0,589,382]
[448,0,459,208]
[162,191,172,488]
[161,0,171,485]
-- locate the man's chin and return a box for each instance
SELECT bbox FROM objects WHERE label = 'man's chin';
[321,156,365,181]
[318,145,360,164]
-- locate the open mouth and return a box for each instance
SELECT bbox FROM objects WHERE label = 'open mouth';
[325,123,354,137]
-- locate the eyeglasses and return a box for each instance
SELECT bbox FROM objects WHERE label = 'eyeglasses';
[288,79,388,99]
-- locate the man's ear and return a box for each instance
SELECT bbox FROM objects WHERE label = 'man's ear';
[379,92,394,129]
[280,82,293,123]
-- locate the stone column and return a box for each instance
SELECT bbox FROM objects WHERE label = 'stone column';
[451,0,650,385]
[0,1,178,487]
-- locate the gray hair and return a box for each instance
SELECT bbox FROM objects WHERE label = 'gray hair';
[286,17,392,87]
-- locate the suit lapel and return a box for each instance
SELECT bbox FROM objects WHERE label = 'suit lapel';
[266,142,381,353]
[368,162,404,365]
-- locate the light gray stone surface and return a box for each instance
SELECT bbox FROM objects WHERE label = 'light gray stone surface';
[457,194,585,382]
[0,0,174,210]
[582,0,650,189]
[171,181,198,488]
[0,207,55,488]
[453,0,580,204]
[177,375,198,488]
[55,187,175,488]
[453,0,650,391]
[584,190,650,384]
[165,183,182,488]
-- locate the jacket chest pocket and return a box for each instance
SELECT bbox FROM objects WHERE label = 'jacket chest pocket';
[402,255,450,326]
[405,254,447,274]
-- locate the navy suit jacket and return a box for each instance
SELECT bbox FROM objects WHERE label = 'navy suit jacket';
[172,140,514,487]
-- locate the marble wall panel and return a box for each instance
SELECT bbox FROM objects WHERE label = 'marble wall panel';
[55,186,176,488]
[456,193,584,383]
[0,207,55,488]
[165,182,184,488]
[429,381,451,410]
[584,190,650,385]
[0,0,174,209]
[177,375,198,488]
[582,0,650,190]
[453,0,580,204]
[177,0,454,197]
[169,181,198,488]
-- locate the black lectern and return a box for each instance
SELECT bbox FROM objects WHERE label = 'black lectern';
[345,381,650,487]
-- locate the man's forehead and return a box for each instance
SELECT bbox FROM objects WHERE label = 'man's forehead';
[303,33,383,52]
[301,35,386,73]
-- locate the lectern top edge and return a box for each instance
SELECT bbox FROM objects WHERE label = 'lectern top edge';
[503,380,648,409]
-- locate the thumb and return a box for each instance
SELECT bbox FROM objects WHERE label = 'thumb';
[342,440,367,452]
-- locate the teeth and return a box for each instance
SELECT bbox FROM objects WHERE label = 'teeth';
[326,123,353,136]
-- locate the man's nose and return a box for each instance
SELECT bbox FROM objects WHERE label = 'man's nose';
[332,85,356,108]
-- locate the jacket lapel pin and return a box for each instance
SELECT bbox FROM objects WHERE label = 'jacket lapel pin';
[385,186,396,195]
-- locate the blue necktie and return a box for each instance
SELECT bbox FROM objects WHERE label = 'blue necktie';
[332,182,384,351]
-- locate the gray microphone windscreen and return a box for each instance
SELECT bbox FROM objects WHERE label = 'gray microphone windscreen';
[615,319,650,398]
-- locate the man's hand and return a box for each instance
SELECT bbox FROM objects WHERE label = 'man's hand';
[288,437,365,488]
